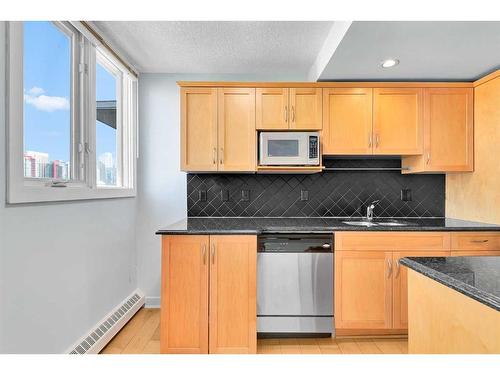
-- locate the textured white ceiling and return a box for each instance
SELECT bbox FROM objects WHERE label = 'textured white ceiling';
[93,21,334,76]
[319,21,500,81]
[94,21,500,81]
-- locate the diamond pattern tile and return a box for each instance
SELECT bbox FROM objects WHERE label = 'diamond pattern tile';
[187,160,445,218]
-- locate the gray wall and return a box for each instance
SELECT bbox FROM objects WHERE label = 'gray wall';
[0,22,138,353]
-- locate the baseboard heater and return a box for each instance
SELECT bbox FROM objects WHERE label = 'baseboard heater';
[67,289,145,354]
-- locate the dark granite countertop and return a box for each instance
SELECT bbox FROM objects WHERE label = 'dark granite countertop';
[400,256,500,312]
[156,217,500,235]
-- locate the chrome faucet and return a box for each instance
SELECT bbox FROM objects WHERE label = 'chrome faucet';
[366,200,380,221]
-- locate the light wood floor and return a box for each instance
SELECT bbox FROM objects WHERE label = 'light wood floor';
[100,308,408,354]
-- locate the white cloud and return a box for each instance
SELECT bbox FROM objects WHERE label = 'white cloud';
[27,86,45,96]
[24,86,69,112]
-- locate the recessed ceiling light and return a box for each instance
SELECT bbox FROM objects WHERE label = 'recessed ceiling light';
[381,59,400,68]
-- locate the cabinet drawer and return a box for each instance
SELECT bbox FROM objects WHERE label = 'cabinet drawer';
[451,232,500,251]
[335,232,450,251]
[451,250,500,256]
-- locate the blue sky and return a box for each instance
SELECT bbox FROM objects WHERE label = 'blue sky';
[24,21,116,163]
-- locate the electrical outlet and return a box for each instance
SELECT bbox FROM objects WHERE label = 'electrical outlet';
[241,190,250,201]
[401,188,412,202]
[221,189,229,202]
[198,190,207,202]
[300,190,309,201]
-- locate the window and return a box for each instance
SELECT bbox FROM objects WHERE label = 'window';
[96,52,119,187]
[23,22,73,181]
[7,21,138,203]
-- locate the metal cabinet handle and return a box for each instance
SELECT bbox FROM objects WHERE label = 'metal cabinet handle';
[395,260,400,278]
[212,147,216,165]
[284,106,288,122]
[211,244,215,264]
[220,147,224,165]
[375,134,380,148]
[202,244,207,265]
[368,133,372,148]
[471,239,489,243]
[291,106,295,122]
[426,152,431,165]
[387,259,392,278]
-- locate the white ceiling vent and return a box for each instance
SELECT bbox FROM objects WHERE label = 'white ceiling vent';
[68,290,145,354]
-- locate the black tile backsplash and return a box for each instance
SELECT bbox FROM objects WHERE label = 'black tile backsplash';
[187,159,445,218]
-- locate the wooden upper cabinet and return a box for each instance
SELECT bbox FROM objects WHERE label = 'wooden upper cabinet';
[160,235,209,354]
[256,88,289,130]
[392,251,450,330]
[209,235,257,354]
[373,88,423,155]
[217,88,256,171]
[289,88,322,130]
[402,88,473,173]
[335,251,393,329]
[256,87,322,130]
[322,88,373,155]
[181,88,218,171]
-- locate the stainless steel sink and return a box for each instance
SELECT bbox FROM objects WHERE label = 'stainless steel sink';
[342,220,410,227]
[342,220,379,227]
[377,221,408,226]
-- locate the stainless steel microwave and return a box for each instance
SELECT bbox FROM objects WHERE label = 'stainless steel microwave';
[259,132,320,166]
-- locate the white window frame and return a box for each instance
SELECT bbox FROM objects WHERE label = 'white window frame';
[6,21,138,203]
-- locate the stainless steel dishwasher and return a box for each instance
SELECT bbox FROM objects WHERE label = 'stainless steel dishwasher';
[257,233,334,337]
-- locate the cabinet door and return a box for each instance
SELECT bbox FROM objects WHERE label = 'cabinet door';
[289,88,322,130]
[160,235,209,354]
[392,251,449,330]
[335,251,393,329]
[209,235,257,354]
[424,88,474,171]
[218,88,256,171]
[256,88,289,129]
[181,88,218,171]
[322,88,373,155]
[373,88,423,155]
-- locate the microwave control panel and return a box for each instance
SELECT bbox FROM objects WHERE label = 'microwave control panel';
[309,136,318,159]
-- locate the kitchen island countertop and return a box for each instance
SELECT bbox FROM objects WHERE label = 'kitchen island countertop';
[400,256,500,311]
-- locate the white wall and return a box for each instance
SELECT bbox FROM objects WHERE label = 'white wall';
[0,22,138,353]
[137,73,305,304]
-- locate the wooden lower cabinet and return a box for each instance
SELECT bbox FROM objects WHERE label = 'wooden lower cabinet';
[334,232,452,334]
[209,235,257,354]
[335,251,393,330]
[160,234,256,354]
[160,235,209,354]
[392,251,450,329]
